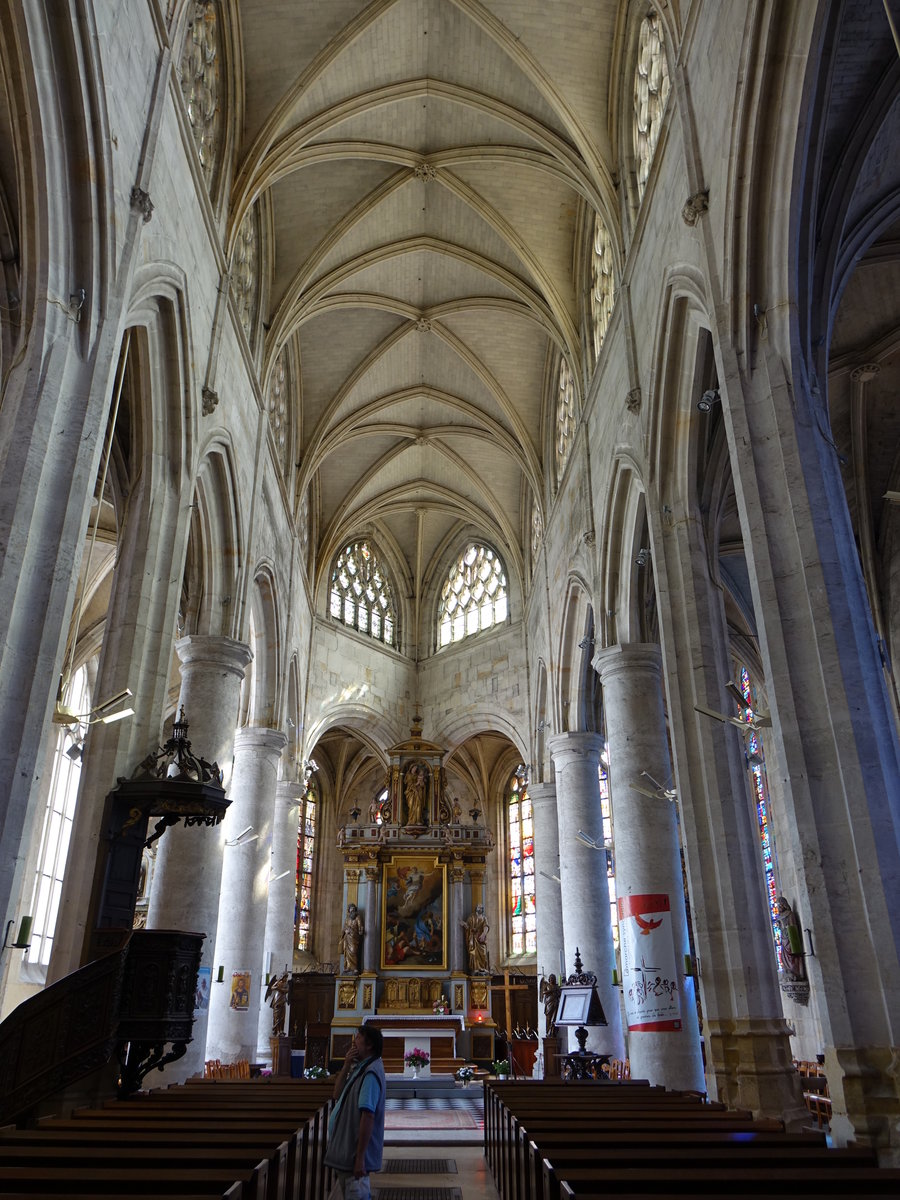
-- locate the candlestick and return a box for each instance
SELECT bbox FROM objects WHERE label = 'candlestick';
[14,915,32,947]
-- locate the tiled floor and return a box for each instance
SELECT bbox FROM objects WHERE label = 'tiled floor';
[374,1146,498,1200]
[384,1094,484,1144]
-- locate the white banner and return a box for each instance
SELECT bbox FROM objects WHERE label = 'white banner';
[617,893,682,1032]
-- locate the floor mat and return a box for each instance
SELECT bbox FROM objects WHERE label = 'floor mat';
[384,1109,480,1130]
[380,1160,458,1174]
[375,1190,462,1200]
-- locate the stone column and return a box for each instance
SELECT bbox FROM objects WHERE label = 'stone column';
[450,864,465,974]
[363,865,380,974]
[593,643,705,1092]
[529,782,564,1036]
[255,777,302,1061]
[206,725,287,1064]
[147,635,252,1081]
[548,732,625,1058]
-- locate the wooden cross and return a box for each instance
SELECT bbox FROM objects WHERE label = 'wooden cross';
[490,968,530,1038]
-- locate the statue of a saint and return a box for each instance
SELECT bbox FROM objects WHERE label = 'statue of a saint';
[460,903,490,974]
[339,903,364,974]
[775,896,806,981]
[265,970,290,1037]
[539,973,561,1036]
[404,762,427,825]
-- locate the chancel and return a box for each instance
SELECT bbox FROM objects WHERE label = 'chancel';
[0,0,899,1182]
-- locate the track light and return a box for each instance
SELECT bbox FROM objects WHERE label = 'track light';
[635,548,650,568]
[697,388,720,413]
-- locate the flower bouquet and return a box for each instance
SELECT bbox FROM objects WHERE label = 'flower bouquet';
[404,1047,430,1074]
[491,1058,510,1077]
[455,1065,475,1086]
[303,1065,329,1079]
[432,994,449,1015]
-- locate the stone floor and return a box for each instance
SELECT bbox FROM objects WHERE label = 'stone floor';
[374,1145,498,1200]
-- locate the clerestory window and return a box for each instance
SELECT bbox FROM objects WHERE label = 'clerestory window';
[590,212,616,362]
[437,543,508,647]
[508,768,535,955]
[555,356,577,483]
[633,10,671,201]
[330,540,397,647]
[295,780,317,953]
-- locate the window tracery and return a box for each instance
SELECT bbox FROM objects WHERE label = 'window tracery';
[598,759,619,953]
[178,1,224,192]
[590,213,615,361]
[633,10,671,201]
[267,350,290,476]
[232,205,260,347]
[555,357,576,483]
[531,503,543,571]
[508,769,535,955]
[330,540,396,647]
[437,543,508,647]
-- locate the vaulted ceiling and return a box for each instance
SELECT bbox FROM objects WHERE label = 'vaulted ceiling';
[235,0,622,652]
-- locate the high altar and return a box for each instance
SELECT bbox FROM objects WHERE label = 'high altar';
[330,717,496,1073]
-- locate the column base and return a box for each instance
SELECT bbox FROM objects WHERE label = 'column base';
[827,1044,900,1160]
[705,1017,807,1126]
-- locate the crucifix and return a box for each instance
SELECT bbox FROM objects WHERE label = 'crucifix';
[490,968,530,1039]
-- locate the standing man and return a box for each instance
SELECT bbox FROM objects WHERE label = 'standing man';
[324,1024,386,1199]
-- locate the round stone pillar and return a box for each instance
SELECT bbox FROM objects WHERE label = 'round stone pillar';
[529,782,565,1037]
[363,865,380,974]
[594,643,705,1092]
[147,635,252,1081]
[548,732,625,1057]
[450,865,465,974]
[256,777,303,1061]
[206,725,287,1064]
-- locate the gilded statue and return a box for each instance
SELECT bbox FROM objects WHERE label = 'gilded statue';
[461,903,490,974]
[339,902,364,974]
[404,762,428,825]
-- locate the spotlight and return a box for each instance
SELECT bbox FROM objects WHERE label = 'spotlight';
[635,548,650,568]
[697,388,720,413]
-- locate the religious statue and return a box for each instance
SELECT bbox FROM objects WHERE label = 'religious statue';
[539,973,561,1036]
[461,903,490,974]
[404,762,428,825]
[451,797,462,823]
[265,970,290,1037]
[368,796,382,824]
[339,903,365,974]
[775,896,806,981]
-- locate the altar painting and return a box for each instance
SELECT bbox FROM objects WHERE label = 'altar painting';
[381,856,446,970]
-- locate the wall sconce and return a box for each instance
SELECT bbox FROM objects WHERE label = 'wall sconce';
[697,388,720,413]
[225,825,257,847]
[69,287,86,321]
[216,965,225,983]
[4,916,32,950]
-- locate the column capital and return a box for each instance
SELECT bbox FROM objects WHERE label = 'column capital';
[234,725,288,756]
[592,641,662,683]
[275,779,305,805]
[547,731,605,770]
[527,781,557,807]
[175,634,253,677]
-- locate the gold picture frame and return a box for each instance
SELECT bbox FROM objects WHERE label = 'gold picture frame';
[381,854,447,971]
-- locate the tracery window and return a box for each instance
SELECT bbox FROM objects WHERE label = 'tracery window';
[508,769,535,955]
[633,10,671,201]
[330,540,396,647]
[739,666,783,968]
[437,543,508,647]
[296,781,317,953]
[26,666,90,969]
[267,350,290,477]
[178,0,224,192]
[555,357,576,483]
[590,213,615,361]
[531,503,543,572]
[232,205,260,346]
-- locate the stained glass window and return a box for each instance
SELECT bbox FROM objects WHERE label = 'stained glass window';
[330,540,397,647]
[739,666,782,967]
[267,350,290,477]
[27,665,90,968]
[232,205,260,346]
[295,782,317,953]
[591,213,615,361]
[633,10,671,201]
[598,759,619,953]
[508,769,536,955]
[438,543,508,647]
[555,357,576,482]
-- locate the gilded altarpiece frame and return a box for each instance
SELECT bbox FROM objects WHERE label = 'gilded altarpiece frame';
[381,855,447,971]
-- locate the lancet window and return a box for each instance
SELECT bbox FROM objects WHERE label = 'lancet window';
[633,10,671,201]
[555,357,577,483]
[437,543,508,647]
[178,1,224,193]
[590,212,615,361]
[531,503,543,573]
[330,540,397,647]
[508,769,536,955]
[599,760,619,952]
[296,781,317,953]
[26,665,90,969]
[739,666,783,967]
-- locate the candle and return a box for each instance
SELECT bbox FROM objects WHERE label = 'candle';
[683,953,693,976]
[216,965,225,983]
[15,915,32,947]
[787,924,803,956]
[611,968,618,986]
[559,949,565,979]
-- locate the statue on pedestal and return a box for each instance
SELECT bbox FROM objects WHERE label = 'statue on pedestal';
[404,761,428,825]
[339,903,364,974]
[539,973,561,1036]
[461,903,490,974]
[265,970,290,1036]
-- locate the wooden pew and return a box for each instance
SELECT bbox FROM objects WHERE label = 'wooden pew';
[0,1163,266,1197]
[556,1165,900,1197]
